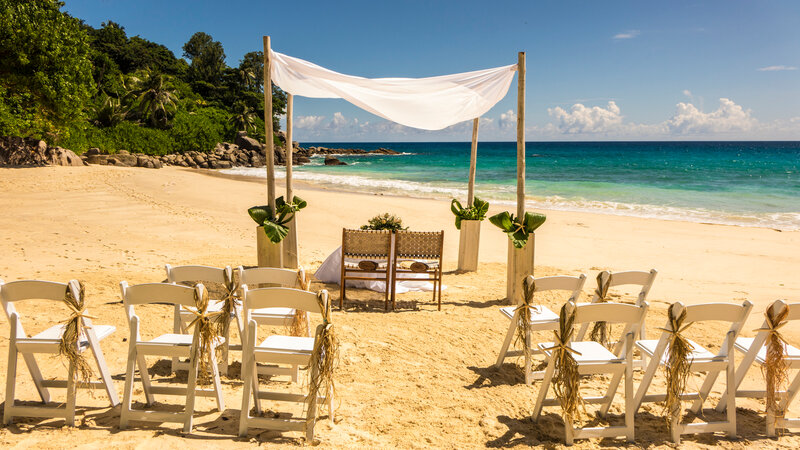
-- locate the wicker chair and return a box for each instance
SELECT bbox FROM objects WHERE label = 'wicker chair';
[340,229,393,310]
[390,230,444,310]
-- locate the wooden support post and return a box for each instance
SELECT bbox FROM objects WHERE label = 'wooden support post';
[263,36,276,215]
[284,94,298,268]
[516,52,525,219]
[506,51,532,303]
[458,117,481,272]
[467,117,479,205]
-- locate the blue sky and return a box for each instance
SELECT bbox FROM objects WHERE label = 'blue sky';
[65,0,800,141]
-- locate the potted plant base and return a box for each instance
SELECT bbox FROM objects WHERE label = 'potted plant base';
[256,226,283,268]
[283,219,299,269]
[506,234,535,304]
[457,219,481,272]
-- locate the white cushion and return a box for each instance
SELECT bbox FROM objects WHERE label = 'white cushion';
[637,339,716,363]
[31,324,115,348]
[258,335,314,353]
[735,336,800,365]
[538,340,621,364]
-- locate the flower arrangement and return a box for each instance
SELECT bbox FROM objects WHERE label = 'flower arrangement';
[248,196,307,243]
[489,210,546,248]
[450,197,489,229]
[361,213,406,231]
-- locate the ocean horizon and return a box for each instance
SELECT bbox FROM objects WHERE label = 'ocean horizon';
[222,141,800,231]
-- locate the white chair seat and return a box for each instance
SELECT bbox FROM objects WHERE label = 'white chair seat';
[500,305,559,324]
[146,333,224,347]
[735,337,800,365]
[258,335,314,354]
[538,340,622,364]
[28,324,116,349]
[251,307,295,319]
[637,339,717,363]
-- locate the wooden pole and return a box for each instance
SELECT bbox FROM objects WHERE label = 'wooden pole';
[286,93,293,201]
[516,52,526,219]
[263,36,276,214]
[467,117,479,205]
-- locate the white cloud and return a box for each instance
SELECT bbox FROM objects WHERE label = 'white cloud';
[613,30,640,40]
[295,115,325,129]
[682,89,692,98]
[548,101,624,133]
[757,65,797,72]
[498,109,516,129]
[666,98,756,134]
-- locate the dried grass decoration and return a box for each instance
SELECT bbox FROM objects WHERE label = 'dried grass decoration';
[756,300,790,423]
[307,291,339,425]
[213,269,239,348]
[58,280,96,386]
[186,286,223,382]
[513,277,538,365]
[590,272,612,347]
[542,302,583,426]
[286,268,311,337]
[660,303,693,429]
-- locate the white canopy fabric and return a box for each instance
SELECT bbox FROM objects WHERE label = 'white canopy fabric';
[270,50,517,130]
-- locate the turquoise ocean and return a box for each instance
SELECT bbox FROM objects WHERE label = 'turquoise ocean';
[222,141,800,231]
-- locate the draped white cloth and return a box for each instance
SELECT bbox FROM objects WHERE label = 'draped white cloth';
[270,50,517,130]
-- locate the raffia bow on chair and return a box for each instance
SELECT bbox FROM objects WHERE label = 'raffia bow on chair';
[660,303,693,429]
[590,272,612,347]
[213,269,239,344]
[58,280,96,385]
[307,291,338,424]
[756,301,790,422]
[286,268,311,337]
[513,277,538,364]
[542,302,583,426]
[186,287,223,381]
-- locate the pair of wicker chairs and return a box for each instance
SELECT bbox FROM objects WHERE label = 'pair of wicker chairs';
[339,229,444,310]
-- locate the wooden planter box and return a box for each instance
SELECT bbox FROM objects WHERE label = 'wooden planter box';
[506,233,535,304]
[457,220,481,272]
[256,226,283,268]
[283,217,299,269]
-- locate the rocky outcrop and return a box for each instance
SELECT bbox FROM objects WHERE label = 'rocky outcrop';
[81,149,162,169]
[324,156,347,166]
[0,136,85,167]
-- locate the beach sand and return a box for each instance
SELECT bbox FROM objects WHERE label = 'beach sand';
[0,165,798,448]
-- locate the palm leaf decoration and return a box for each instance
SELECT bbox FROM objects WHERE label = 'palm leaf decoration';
[248,195,307,243]
[489,211,546,248]
[450,197,489,230]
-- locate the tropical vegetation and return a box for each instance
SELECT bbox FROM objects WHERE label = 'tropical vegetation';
[489,211,547,248]
[0,0,287,154]
[450,197,489,230]
[248,196,308,243]
[361,213,407,232]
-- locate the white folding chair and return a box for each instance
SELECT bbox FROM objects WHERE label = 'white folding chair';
[238,266,309,382]
[575,269,658,344]
[166,264,237,375]
[533,301,648,444]
[494,274,586,384]
[119,282,225,433]
[239,286,333,442]
[715,299,800,436]
[1,279,118,426]
[633,300,753,444]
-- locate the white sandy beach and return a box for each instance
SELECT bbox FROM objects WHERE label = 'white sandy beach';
[0,165,798,448]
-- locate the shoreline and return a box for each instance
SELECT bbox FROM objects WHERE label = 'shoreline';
[207,165,800,233]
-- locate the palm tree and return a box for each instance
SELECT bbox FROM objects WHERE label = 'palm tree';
[126,69,177,128]
[90,93,126,128]
[229,101,257,133]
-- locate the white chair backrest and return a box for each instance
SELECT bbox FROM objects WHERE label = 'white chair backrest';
[242,286,326,317]
[120,281,203,308]
[238,266,301,289]
[678,300,753,325]
[594,269,657,304]
[784,300,800,321]
[0,279,82,336]
[527,274,587,302]
[573,301,648,327]
[165,264,231,285]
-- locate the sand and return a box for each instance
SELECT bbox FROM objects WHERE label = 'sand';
[0,165,798,448]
